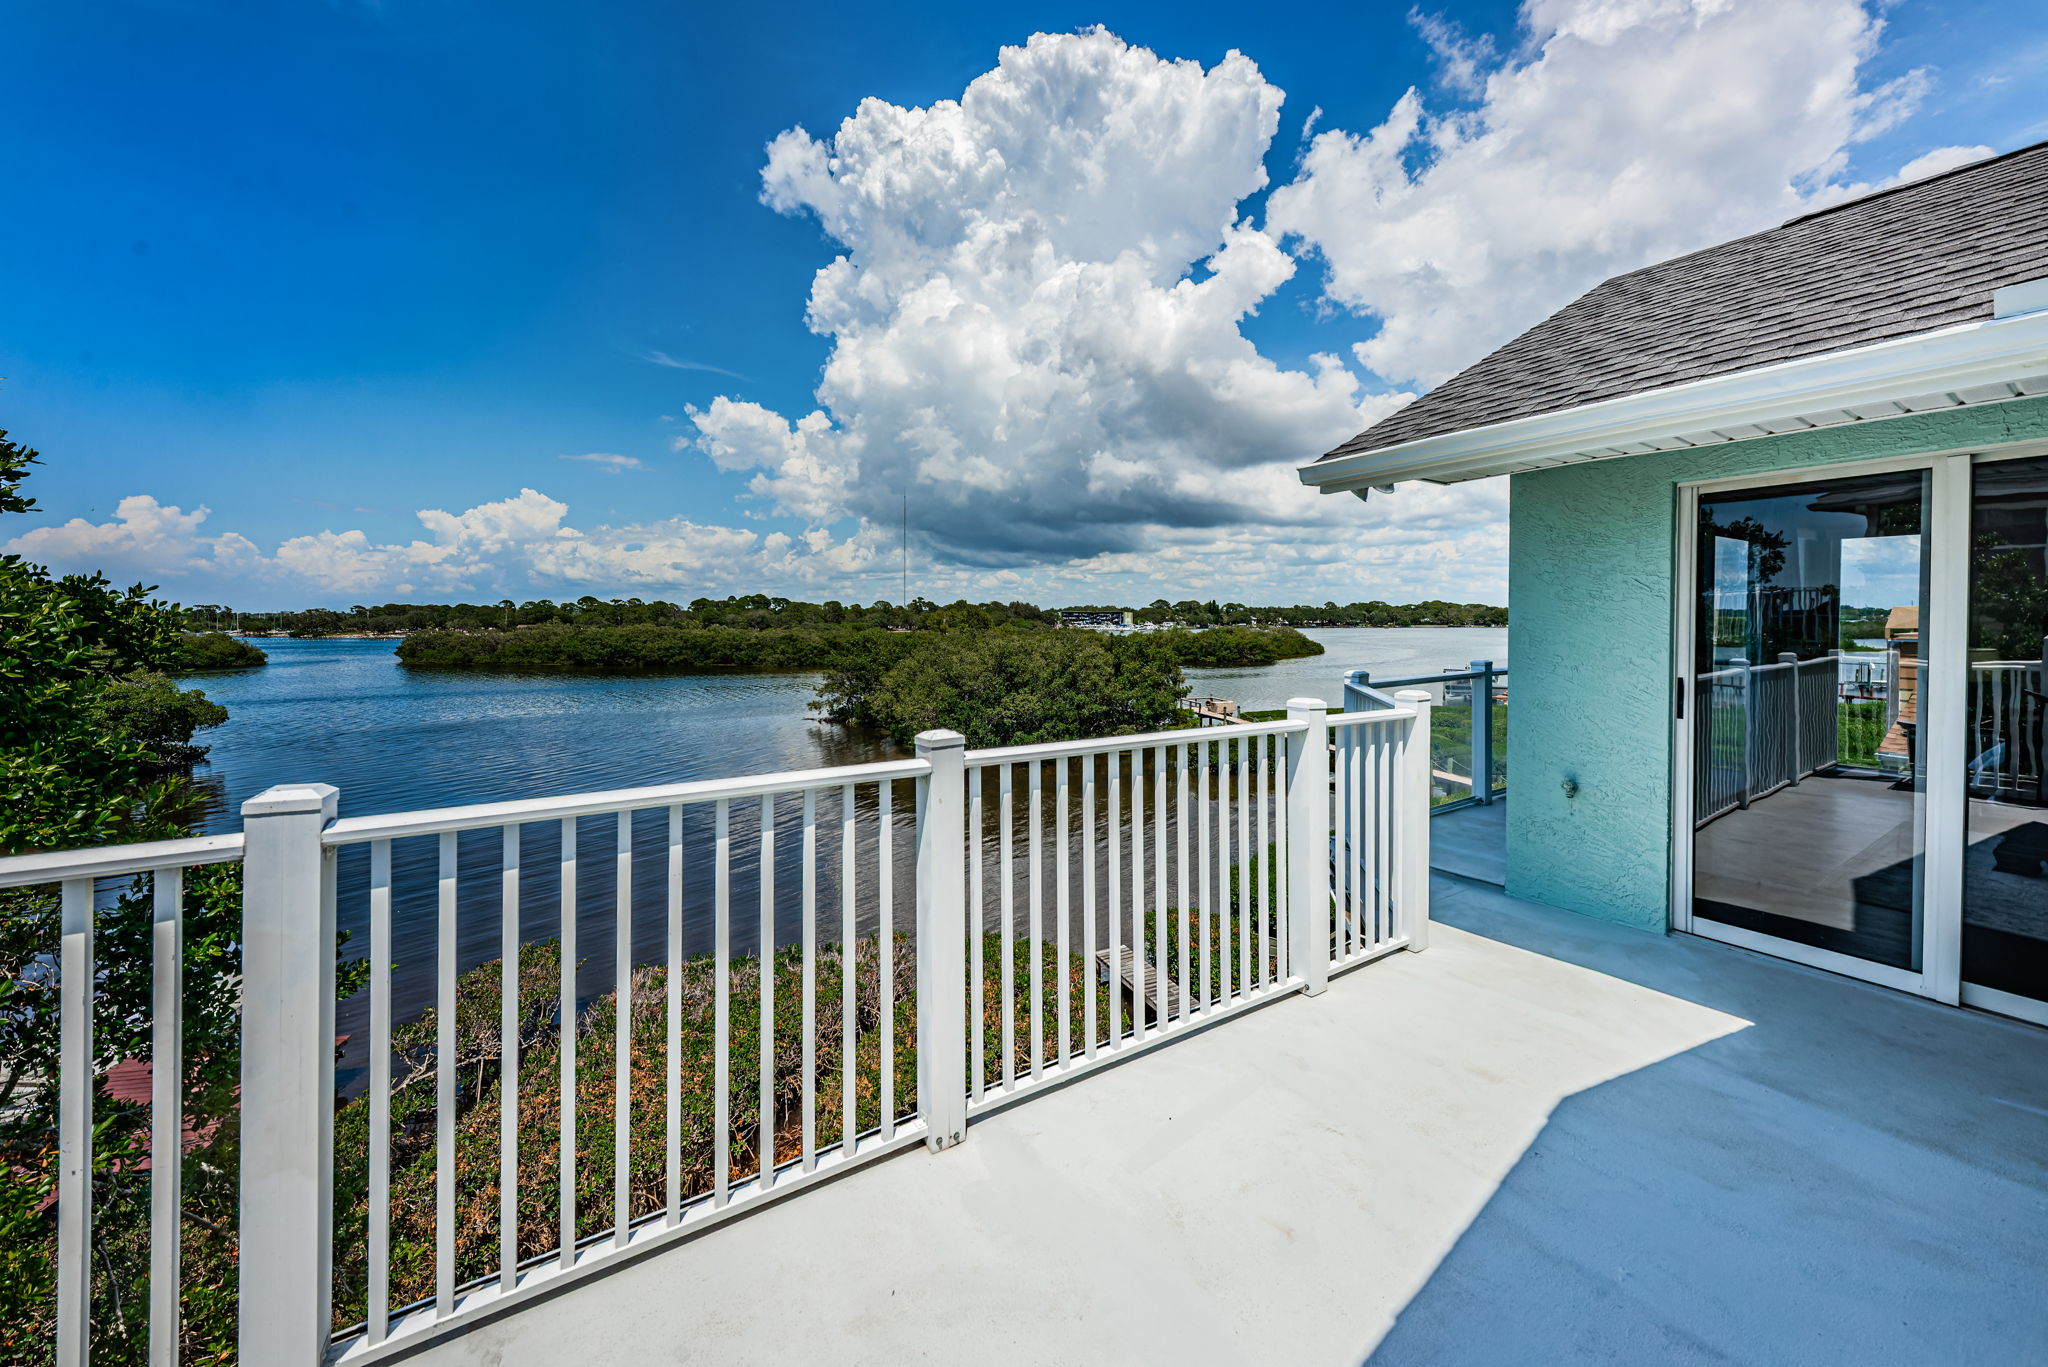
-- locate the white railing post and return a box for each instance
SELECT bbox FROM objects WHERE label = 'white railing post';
[913,731,968,1151]
[238,783,339,1364]
[1343,668,1378,713]
[1285,698,1330,995]
[1394,690,1434,952]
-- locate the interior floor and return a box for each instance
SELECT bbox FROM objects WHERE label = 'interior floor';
[1693,768,2048,1002]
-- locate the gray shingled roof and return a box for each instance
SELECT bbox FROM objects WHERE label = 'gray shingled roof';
[1321,140,2048,462]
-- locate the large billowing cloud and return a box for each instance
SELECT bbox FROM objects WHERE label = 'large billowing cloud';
[1266,0,1990,388]
[685,29,1393,568]
[13,6,1993,605]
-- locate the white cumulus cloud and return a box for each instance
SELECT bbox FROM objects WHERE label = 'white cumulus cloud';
[1267,0,1995,388]
[3,495,261,583]
[685,29,1393,567]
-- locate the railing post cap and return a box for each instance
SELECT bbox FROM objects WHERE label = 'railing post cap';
[241,782,339,818]
[912,728,966,752]
[1394,688,1433,704]
[1284,696,1327,713]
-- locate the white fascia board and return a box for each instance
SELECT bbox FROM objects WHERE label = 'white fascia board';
[1299,308,2048,493]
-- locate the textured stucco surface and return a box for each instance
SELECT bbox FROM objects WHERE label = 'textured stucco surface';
[1505,394,2048,931]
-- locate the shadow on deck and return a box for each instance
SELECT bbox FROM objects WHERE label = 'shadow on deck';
[407,868,2048,1367]
[1430,799,1506,886]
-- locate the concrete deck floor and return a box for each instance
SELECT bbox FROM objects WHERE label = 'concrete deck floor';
[414,876,2048,1367]
[1427,800,1507,886]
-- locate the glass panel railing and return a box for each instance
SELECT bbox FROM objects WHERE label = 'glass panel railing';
[1345,662,1505,812]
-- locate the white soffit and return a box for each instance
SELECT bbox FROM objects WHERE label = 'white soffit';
[1300,308,2048,496]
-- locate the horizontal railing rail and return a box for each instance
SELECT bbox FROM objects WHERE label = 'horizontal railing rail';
[0,831,245,890]
[9,697,1434,1365]
[322,757,933,843]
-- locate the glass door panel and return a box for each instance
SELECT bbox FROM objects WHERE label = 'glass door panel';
[1691,470,1930,971]
[1963,456,2048,1006]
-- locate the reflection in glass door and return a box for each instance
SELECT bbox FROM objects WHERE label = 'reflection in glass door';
[1690,470,1931,974]
[1963,456,2048,1013]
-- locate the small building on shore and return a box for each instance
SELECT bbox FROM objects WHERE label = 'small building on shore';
[1059,608,1135,630]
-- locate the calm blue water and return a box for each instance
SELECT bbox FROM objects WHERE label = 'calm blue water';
[181,627,1505,1074]
[185,637,898,833]
[187,626,1509,824]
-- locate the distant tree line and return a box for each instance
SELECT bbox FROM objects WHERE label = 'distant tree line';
[1117,599,1507,628]
[187,593,1505,637]
[395,621,1322,677]
[186,594,1059,636]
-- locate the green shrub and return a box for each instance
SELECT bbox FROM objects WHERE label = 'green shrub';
[816,629,1187,748]
[89,673,229,770]
[174,632,266,672]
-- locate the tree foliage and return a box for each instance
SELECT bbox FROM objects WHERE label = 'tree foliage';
[0,430,245,1362]
[396,619,1319,683]
[814,628,1192,748]
[173,631,267,673]
[0,436,207,854]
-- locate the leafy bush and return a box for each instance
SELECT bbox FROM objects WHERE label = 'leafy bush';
[89,673,230,770]
[1163,624,1321,667]
[815,629,1187,748]
[174,632,266,672]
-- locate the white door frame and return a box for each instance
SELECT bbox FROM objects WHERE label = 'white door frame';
[1667,441,2048,1010]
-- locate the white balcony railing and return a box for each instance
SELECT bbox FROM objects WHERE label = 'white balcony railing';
[3,692,1432,1366]
[1694,653,1844,824]
[1969,653,2048,799]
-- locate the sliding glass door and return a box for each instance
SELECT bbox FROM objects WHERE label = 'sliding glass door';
[1687,469,1931,980]
[1962,455,2048,1016]
[1678,446,2048,1023]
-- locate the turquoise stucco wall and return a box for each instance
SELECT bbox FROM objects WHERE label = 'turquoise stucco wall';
[1505,395,2048,931]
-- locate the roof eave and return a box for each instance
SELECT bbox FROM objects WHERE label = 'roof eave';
[1299,309,2048,495]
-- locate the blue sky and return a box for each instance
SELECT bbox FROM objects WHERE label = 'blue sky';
[4,0,2042,608]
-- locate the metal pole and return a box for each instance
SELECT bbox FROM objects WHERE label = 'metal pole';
[1470,660,1494,805]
